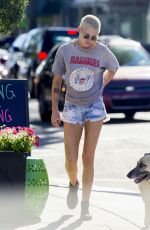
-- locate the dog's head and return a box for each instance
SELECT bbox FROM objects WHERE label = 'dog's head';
[127,153,150,184]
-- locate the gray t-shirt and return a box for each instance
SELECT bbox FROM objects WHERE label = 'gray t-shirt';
[52,40,119,105]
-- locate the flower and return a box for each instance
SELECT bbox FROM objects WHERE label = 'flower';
[0,125,39,153]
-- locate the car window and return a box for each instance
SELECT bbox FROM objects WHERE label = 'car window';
[36,45,59,76]
[9,33,27,51]
[42,30,78,52]
[22,32,43,52]
[52,36,74,44]
[110,45,150,66]
[46,47,58,67]
[22,34,32,51]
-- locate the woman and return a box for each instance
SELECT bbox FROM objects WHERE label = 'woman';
[51,15,119,219]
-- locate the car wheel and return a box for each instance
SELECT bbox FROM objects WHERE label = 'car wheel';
[124,112,135,120]
[39,88,52,122]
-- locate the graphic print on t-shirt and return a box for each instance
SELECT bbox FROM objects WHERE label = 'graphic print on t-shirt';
[70,67,95,92]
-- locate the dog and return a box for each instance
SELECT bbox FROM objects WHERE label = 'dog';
[127,153,150,229]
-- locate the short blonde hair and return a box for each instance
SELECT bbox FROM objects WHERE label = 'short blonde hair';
[80,15,101,33]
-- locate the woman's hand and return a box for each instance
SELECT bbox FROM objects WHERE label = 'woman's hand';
[51,110,61,127]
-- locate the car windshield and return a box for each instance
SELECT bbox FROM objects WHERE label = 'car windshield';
[11,33,27,49]
[43,30,78,52]
[110,45,150,66]
[53,36,75,43]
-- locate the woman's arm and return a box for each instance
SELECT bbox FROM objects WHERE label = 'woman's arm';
[51,75,62,127]
[103,69,118,87]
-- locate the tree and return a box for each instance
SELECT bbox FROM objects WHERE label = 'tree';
[0,0,29,34]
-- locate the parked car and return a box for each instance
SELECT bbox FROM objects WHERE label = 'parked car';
[7,33,27,79]
[99,36,150,119]
[142,43,150,54]
[35,36,150,121]
[35,42,66,121]
[7,27,78,97]
[0,48,9,78]
[0,34,14,49]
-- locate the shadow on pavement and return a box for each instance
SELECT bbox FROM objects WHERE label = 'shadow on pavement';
[105,117,150,125]
[30,113,150,146]
[38,215,73,230]
[30,114,150,127]
[38,214,91,230]
[60,217,91,230]
[39,130,64,146]
[30,120,64,146]
[60,219,83,230]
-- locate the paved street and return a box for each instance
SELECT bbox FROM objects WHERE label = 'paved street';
[29,99,150,192]
[1,99,150,230]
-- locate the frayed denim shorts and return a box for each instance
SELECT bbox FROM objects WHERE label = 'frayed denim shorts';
[62,98,109,126]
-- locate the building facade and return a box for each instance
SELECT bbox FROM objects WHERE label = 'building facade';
[33,0,150,43]
[69,0,150,43]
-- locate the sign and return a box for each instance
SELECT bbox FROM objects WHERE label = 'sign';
[0,79,29,127]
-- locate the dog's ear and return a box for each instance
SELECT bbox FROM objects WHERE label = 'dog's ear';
[144,153,150,156]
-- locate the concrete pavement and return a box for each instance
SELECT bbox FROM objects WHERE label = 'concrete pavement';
[23,100,150,229]
[0,181,148,230]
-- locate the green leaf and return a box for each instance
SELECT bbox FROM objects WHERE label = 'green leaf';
[0,0,29,34]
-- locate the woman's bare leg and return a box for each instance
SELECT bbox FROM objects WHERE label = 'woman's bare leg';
[82,120,103,201]
[64,122,83,186]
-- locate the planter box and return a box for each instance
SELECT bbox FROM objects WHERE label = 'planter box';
[0,151,30,190]
[0,152,49,225]
[0,151,30,224]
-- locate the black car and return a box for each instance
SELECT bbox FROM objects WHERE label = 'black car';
[35,42,66,121]
[7,27,78,97]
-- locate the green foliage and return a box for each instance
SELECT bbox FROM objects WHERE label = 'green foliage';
[0,0,29,34]
[0,126,39,153]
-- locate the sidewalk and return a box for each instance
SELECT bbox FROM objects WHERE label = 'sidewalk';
[0,182,146,230]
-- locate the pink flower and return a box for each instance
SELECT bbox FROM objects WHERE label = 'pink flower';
[0,125,40,153]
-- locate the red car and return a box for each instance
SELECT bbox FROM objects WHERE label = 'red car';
[100,36,150,119]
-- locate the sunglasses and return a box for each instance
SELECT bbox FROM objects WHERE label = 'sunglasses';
[83,33,98,41]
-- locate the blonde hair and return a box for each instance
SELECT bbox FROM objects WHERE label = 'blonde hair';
[80,15,101,33]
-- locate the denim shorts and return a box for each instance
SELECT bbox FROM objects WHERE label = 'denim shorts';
[62,98,109,126]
